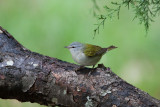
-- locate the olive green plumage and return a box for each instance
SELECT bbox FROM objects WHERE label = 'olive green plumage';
[84,44,102,57]
[84,44,116,57]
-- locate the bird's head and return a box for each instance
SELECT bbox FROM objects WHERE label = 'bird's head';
[65,42,84,53]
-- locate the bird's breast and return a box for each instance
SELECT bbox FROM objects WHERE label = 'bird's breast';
[71,50,101,66]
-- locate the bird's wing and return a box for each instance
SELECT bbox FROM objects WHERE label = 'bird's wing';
[84,44,117,57]
[83,44,103,57]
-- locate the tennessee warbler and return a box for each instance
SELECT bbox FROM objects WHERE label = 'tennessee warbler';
[65,42,117,67]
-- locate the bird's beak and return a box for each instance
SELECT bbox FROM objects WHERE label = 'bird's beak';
[64,46,69,49]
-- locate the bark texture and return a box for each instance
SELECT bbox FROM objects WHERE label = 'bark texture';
[0,26,160,107]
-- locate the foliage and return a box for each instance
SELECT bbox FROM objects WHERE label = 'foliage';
[93,0,160,35]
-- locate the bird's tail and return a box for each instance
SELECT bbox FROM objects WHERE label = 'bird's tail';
[98,45,117,55]
[106,45,117,51]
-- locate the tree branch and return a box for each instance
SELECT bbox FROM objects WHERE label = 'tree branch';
[0,26,159,107]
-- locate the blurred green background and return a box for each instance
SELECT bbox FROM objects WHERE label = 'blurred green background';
[0,0,160,106]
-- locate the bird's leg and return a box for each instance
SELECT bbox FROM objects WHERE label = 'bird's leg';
[75,65,84,71]
[88,65,95,76]
[79,65,85,70]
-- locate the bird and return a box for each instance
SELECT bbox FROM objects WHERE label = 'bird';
[65,42,117,68]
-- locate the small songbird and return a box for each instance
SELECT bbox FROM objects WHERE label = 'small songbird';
[65,42,117,68]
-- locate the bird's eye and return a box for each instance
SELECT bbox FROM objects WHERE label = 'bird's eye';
[71,46,75,48]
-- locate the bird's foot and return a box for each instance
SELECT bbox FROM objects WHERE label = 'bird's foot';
[97,64,105,68]
[87,65,97,76]
[75,66,85,72]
